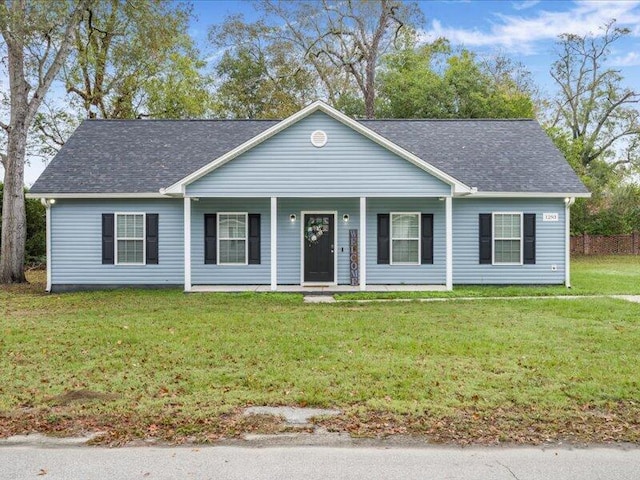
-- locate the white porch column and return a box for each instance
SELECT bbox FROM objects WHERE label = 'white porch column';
[359,196,367,291]
[271,197,278,291]
[184,197,191,292]
[445,196,453,291]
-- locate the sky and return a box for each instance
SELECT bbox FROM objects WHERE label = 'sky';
[8,0,640,186]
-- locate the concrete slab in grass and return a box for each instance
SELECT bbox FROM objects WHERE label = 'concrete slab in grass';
[243,407,341,425]
[303,296,336,303]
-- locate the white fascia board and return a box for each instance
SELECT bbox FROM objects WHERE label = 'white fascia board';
[461,191,591,199]
[25,192,171,199]
[162,100,473,195]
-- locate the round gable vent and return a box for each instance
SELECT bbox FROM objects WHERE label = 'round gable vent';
[310,130,328,148]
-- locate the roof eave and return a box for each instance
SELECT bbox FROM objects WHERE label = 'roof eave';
[462,191,591,198]
[26,192,171,199]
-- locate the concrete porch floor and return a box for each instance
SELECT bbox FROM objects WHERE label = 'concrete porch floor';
[190,284,448,293]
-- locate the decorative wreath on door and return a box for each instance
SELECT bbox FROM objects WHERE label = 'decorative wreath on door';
[306,217,326,245]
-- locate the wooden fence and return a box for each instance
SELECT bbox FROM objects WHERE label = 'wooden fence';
[571,231,640,255]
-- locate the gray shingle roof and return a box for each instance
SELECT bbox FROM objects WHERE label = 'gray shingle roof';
[30,117,588,194]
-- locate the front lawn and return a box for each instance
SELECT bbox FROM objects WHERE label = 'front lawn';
[1,261,639,445]
[338,255,640,300]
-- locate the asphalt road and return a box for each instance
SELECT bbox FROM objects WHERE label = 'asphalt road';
[1,445,639,480]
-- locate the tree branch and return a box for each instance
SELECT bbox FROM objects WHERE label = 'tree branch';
[27,0,93,122]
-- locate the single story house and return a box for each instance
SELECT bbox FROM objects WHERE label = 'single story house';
[29,101,589,293]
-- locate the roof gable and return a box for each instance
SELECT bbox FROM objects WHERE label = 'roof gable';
[185,110,452,198]
[163,101,472,195]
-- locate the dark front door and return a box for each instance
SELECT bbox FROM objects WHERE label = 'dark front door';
[304,213,335,283]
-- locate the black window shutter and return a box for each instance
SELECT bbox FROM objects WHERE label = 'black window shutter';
[479,213,492,264]
[248,214,261,265]
[523,213,536,264]
[204,214,217,264]
[421,214,434,264]
[146,214,159,264]
[377,214,390,264]
[102,213,115,265]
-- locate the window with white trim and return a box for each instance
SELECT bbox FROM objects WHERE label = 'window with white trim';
[218,213,248,265]
[390,213,420,265]
[493,213,522,264]
[116,213,145,265]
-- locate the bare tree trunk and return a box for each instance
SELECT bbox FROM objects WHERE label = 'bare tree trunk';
[0,0,91,284]
[0,125,28,283]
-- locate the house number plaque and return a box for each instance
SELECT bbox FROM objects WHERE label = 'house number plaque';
[349,229,359,286]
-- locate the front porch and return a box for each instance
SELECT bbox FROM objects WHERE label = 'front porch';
[183,195,454,293]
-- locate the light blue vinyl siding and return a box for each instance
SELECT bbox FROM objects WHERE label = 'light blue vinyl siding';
[277,198,359,284]
[49,197,567,288]
[50,199,183,286]
[452,198,566,284]
[367,198,446,285]
[186,111,451,198]
[191,198,271,285]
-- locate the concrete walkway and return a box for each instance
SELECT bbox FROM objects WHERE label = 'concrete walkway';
[191,284,447,293]
[335,294,640,304]
[1,444,638,480]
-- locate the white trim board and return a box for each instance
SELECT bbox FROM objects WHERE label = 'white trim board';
[161,101,474,196]
[270,197,278,291]
[184,198,192,292]
[359,197,366,291]
[44,200,52,292]
[26,192,169,199]
[26,191,592,200]
[465,192,591,199]
[445,196,453,291]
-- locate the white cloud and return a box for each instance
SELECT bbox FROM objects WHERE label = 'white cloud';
[512,1,540,11]
[420,1,640,54]
[611,50,640,67]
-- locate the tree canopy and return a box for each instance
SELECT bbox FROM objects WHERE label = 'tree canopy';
[34,0,214,155]
[377,35,536,119]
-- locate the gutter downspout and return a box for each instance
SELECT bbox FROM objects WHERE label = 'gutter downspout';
[565,197,575,288]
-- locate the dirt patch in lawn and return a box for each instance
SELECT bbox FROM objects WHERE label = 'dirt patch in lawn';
[0,269,46,295]
[0,408,308,446]
[0,403,638,446]
[49,390,120,406]
[316,403,640,445]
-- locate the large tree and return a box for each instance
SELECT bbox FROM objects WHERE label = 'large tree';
[34,1,214,160]
[62,0,211,120]
[547,21,639,171]
[0,0,91,284]
[544,21,640,235]
[210,16,315,119]
[210,0,423,119]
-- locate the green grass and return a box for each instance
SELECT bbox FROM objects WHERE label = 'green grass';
[1,256,639,443]
[337,255,640,300]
